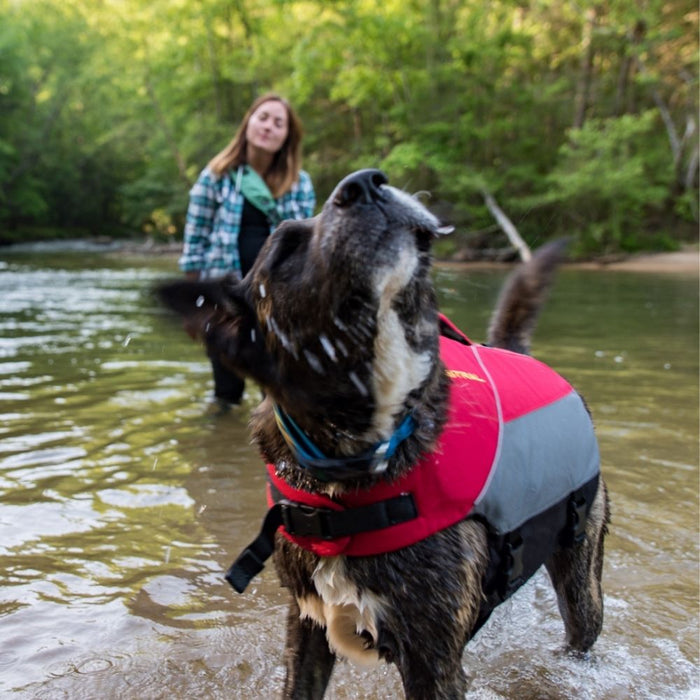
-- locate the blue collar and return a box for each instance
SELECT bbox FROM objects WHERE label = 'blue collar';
[272,404,416,482]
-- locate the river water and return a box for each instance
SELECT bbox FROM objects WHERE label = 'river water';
[0,243,697,699]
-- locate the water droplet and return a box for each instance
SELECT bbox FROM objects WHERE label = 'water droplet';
[303,350,324,374]
[75,657,114,675]
[195,295,205,307]
[259,283,266,298]
[269,317,297,358]
[349,371,369,396]
[336,339,349,357]
[319,334,337,362]
[250,328,256,343]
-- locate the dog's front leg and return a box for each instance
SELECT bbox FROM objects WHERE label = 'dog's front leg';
[396,648,469,700]
[282,598,335,699]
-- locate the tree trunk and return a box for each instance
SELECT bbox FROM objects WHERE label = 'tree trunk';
[614,20,646,116]
[573,7,598,129]
[206,23,223,122]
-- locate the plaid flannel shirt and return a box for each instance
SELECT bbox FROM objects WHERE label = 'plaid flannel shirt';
[179,166,316,278]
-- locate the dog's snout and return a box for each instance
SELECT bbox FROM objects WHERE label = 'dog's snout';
[332,169,388,208]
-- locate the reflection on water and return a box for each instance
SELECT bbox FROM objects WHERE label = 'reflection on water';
[0,247,697,699]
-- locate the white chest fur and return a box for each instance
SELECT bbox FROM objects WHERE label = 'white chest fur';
[297,557,386,665]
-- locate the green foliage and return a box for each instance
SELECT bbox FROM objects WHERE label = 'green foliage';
[546,111,673,253]
[0,0,696,255]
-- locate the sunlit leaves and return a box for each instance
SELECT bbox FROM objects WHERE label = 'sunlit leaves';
[546,111,672,252]
[0,0,696,252]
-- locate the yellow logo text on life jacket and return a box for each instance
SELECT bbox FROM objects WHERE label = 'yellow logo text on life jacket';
[446,369,486,383]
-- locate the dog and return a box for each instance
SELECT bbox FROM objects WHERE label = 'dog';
[158,169,610,699]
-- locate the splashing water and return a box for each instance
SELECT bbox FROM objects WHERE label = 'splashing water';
[319,334,337,363]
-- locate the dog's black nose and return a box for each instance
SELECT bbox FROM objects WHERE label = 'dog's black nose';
[332,169,388,208]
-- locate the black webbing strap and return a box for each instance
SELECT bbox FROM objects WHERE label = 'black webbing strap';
[473,473,601,635]
[225,504,284,593]
[500,530,525,598]
[225,493,418,593]
[560,486,591,547]
[278,494,417,540]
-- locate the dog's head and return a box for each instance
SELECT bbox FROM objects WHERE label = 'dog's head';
[159,170,451,471]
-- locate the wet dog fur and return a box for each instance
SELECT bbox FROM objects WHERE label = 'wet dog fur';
[158,169,610,699]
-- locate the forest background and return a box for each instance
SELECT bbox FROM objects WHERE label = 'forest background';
[0,0,697,257]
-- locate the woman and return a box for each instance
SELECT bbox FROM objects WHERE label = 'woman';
[180,93,316,407]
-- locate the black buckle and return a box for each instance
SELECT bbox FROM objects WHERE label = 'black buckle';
[505,534,524,582]
[569,495,588,544]
[280,501,336,540]
[498,532,524,599]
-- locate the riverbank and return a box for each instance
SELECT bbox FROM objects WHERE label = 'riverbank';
[575,247,698,273]
[3,237,697,274]
[113,239,698,273]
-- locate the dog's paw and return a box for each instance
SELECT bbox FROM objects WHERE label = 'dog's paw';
[555,645,598,665]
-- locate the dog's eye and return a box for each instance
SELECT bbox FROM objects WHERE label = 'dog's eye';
[414,228,434,252]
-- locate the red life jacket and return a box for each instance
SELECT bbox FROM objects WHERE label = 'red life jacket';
[268,318,600,558]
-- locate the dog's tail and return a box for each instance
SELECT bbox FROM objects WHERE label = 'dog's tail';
[487,239,568,355]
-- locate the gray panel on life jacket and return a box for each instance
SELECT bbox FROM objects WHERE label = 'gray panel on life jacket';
[471,390,600,534]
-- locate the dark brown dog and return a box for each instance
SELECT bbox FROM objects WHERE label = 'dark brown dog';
[158,169,609,699]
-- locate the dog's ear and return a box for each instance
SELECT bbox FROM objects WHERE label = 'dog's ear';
[156,277,249,340]
[156,276,274,378]
[255,218,313,281]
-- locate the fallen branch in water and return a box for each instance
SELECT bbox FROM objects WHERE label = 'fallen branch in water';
[481,191,531,262]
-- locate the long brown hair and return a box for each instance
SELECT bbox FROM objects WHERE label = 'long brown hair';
[207,93,304,198]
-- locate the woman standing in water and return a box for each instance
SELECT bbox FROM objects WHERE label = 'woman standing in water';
[179,93,316,408]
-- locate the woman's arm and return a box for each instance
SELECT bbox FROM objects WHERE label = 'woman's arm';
[179,169,219,276]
